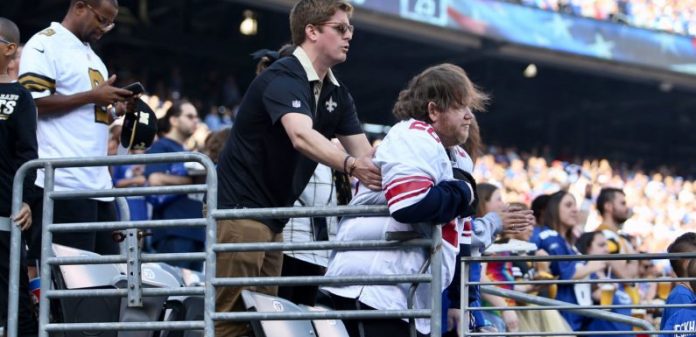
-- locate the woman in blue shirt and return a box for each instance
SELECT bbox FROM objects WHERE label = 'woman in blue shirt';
[531,191,607,331]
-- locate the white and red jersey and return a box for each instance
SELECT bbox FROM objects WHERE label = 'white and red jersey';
[324,118,473,334]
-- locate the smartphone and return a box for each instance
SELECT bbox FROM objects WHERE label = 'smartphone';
[122,82,145,96]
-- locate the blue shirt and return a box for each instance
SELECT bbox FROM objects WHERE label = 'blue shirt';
[531,225,586,330]
[660,299,696,337]
[662,285,696,330]
[112,164,149,221]
[145,137,204,243]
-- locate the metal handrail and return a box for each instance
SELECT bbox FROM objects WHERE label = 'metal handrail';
[9,153,444,337]
[9,153,218,337]
[480,286,655,331]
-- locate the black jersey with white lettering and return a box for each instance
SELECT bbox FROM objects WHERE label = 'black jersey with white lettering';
[0,82,37,217]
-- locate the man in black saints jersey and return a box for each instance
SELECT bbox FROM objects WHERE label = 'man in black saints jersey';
[0,16,39,337]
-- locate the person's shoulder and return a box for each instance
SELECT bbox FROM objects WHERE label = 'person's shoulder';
[26,24,62,48]
[266,56,304,78]
[667,284,696,303]
[147,137,174,153]
[535,226,559,239]
[387,119,442,144]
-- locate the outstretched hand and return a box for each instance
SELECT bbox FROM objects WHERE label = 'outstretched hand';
[351,155,381,191]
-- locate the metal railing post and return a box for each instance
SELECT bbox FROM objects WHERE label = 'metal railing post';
[460,252,470,337]
[204,159,218,337]
[38,164,55,337]
[430,225,443,337]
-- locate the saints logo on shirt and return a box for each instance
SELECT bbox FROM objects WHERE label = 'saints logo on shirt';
[0,94,20,120]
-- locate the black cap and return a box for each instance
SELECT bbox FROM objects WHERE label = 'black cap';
[121,99,157,151]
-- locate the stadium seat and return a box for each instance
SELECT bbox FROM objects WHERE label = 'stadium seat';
[51,244,124,337]
[240,290,316,337]
[113,263,181,337]
[299,305,349,337]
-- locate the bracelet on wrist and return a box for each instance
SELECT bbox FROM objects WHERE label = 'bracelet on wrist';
[348,157,358,177]
[342,155,352,175]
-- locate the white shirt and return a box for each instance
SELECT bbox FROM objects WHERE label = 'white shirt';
[323,119,474,334]
[282,164,337,267]
[19,22,113,197]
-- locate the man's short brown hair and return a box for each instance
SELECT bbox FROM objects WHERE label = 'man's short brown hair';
[392,63,488,122]
[289,0,353,46]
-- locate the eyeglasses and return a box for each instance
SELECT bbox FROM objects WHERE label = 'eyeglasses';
[86,3,116,32]
[0,37,12,45]
[319,21,354,35]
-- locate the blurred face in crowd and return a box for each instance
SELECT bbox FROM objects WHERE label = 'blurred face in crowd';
[558,193,578,229]
[174,102,199,138]
[639,259,656,277]
[485,189,506,214]
[587,233,609,255]
[313,10,352,66]
[610,192,630,223]
[74,0,118,44]
[429,104,474,148]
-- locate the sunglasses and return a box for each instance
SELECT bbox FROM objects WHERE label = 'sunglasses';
[319,21,354,35]
[86,3,116,32]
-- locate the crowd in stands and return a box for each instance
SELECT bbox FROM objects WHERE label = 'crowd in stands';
[473,146,696,255]
[512,0,696,36]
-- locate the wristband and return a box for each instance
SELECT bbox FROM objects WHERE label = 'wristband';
[348,157,358,177]
[342,155,352,174]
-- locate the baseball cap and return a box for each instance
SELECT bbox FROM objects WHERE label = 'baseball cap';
[121,99,157,151]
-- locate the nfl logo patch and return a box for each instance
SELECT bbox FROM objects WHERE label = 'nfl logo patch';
[292,100,301,108]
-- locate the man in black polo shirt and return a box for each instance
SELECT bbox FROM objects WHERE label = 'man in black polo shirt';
[215,1,380,336]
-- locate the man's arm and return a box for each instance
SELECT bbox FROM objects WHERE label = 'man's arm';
[281,113,381,189]
[34,75,132,116]
[147,173,192,187]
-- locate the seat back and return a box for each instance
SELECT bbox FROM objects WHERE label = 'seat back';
[299,305,349,337]
[240,290,316,337]
[113,263,183,337]
[51,244,124,337]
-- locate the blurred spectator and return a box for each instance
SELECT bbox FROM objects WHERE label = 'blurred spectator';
[576,231,633,337]
[514,0,696,37]
[204,106,224,132]
[637,255,658,303]
[596,188,640,302]
[203,127,232,165]
[530,191,607,330]
[144,101,204,271]
[661,232,696,330]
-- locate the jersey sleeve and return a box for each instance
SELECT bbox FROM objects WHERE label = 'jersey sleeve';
[18,36,57,99]
[262,74,312,124]
[377,121,448,214]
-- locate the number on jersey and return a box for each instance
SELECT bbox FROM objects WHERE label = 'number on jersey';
[88,68,108,124]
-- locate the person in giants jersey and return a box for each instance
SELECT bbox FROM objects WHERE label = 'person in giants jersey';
[18,0,134,261]
[660,259,696,337]
[324,63,516,337]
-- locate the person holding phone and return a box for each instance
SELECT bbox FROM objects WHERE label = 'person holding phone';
[18,0,135,259]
